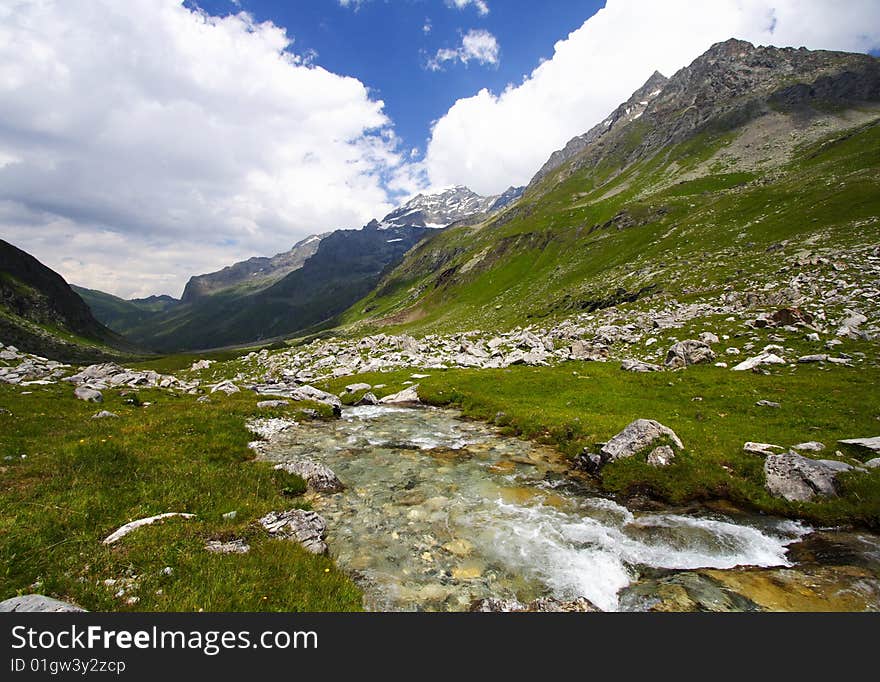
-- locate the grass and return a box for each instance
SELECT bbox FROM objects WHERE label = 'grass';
[320,360,880,529]
[0,384,362,612]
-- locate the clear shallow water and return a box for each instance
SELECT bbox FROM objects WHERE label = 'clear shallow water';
[263,406,819,611]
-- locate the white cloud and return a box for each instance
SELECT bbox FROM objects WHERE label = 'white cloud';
[423,0,880,195]
[0,0,401,298]
[428,29,500,71]
[445,0,490,17]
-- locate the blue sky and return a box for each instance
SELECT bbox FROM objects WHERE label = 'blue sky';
[193,0,604,161]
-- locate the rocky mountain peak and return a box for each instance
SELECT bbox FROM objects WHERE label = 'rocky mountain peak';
[379,184,523,230]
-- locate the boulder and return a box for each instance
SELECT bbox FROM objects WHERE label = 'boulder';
[665,340,716,369]
[621,359,662,372]
[866,458,880,469]
[570,341,608,362]
[0,594,86,612]
[764,452,842,501]
[210,380,240,395]
[797,354,829,364]
[274,460,344,493]
[344,383,372,394]
[380,385,420,405]
[731,353,787,371]
[356,391,380,406]
[699,332,720,344]
[260,509,328,554]
[838,436,880,454]
[74,385,103,402]
[600,419,684,464]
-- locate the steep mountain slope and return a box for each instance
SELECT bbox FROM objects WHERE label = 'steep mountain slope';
[72,286,179,339]
[94,185,509,352]
[0,240,141,361]
[180,233,327,303]
[340,40,880,335]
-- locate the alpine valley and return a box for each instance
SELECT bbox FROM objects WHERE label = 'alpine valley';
[3,39,880,614]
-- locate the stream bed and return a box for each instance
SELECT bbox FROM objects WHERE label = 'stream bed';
[261,405,880,612]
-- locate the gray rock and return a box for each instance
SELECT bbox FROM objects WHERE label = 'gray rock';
[798,354,829,363]
[570,341,608,362]
[838,436,880,453]
[699,332,720,344]
[865,458,880,469]
[600,419,684,464]
[344,383,372,393]
[647,445,676,467]
[380,385,420,405]
[210,380,240,395]
[260,509,328,554]
[356,391,380,406]
[621,359,662,372]
[0,594,86,612]
[257,400,289,409]
[764,452,841,501]
[792,441,825,452]
[196,396,212,404]
[91,410,118,419]
[731,353,787,371]
[756,400,781,408]
[275,459,344,493]
[74,385,103,403]
[205,539,250,554]
[665,340,716,369]
[743,442,784,456]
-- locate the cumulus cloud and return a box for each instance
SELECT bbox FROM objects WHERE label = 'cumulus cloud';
[427,29,500,71]
[445,0,490,16]
[423,0,880,195]
[0,0,401,298]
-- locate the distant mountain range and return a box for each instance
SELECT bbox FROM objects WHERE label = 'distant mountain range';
[75,184,519,351]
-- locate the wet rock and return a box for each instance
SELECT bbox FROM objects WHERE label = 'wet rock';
[764,452,841,501]
[600,419,684,464]
[647,445,676,467]
[275,460,344,493]
[621,359,662,372]
[205,539,250,555]
[665,340,715,369]
[470,597,600,612]
[380,384,420,405]
[618,572,760,612]
[0,594,86,613]
[442,539,474,557]
[74,385,103,403]
[731,353,786,371]
[103,513,196,544]
[744,442,784,456]
[260,510,328,554]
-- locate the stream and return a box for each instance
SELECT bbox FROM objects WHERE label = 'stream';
[261,405,880,612]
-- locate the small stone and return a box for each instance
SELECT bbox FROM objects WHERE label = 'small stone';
[744,442,784,456]
[257,399,289,409]
[647,445,676,467]
[205,539,250,555]
[74,386,103,403]
[222,510,237,520]
[792,441,825,452]
[756,400,781,408]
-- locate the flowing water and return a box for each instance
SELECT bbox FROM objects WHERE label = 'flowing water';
[262,405,880,612]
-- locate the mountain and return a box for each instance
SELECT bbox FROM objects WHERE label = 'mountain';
[87,185,506,351]
[0,240,141,361]
[379,185,523,229]
[181,233,327,303]
[72,286,179,339]
[339,40,880,334]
